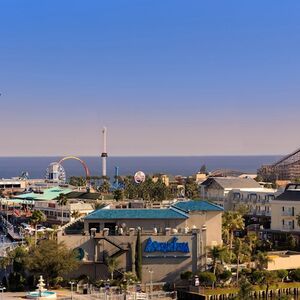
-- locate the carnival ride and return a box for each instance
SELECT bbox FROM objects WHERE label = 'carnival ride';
[45,156,91,184]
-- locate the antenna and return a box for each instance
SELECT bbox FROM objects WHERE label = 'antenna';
[101,127,108,177]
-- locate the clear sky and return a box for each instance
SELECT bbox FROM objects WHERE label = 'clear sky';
[1,1,300,156]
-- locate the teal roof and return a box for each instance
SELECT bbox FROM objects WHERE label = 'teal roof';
[172,200,224,212]
[15,187,73,201]
[85,207,188,220]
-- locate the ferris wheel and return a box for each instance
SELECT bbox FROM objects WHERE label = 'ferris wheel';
[45,162,66,183]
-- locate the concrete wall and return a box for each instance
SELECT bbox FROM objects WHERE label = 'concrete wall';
[185,211,222,247]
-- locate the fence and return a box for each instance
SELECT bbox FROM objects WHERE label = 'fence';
[60,291,177,300]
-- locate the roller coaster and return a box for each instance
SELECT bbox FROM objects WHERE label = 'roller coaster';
[258,147,300,181]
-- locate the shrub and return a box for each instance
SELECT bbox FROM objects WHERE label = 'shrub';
[180,271,193,280]
[198,272,216,287]
[277,270,288,282]
[251,270,264,285]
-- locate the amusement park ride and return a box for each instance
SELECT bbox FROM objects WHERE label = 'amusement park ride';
[44,127,142,190]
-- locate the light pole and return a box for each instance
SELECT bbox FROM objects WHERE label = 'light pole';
[69,281,75,300]
[149,269,154,299]
[0,286,6,300]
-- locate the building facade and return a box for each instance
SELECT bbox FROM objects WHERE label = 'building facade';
[270,184,300,232]
[200,177,262,207]
[58,200,223,283]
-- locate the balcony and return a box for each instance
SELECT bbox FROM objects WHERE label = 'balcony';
[282,212,294,217]
[282,225,294,230]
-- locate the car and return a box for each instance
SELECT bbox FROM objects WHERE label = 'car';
[36,225,47,232]
[20,223,34,234]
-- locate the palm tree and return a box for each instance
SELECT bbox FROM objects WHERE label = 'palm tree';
[57,193,68,226]
[223,211,245,264]
[71,210,81,219]
[30,210,46,246]
[233,238,250,283]
[255,251,272,270]
[208,245,229,275]
[106,257,119,280]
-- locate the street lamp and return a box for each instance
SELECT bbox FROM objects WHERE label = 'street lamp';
[0,286,6,300]
[148,269,154,298]
[69,281,75,300]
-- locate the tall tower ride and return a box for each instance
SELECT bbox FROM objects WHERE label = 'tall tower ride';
[101,127,108,177]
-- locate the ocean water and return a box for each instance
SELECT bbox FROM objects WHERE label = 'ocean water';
[0,156,281,180]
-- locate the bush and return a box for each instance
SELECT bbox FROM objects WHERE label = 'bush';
[180,271,193,280]
[251,270,264,285]
[198,272,216,287]
[277,270,288,282]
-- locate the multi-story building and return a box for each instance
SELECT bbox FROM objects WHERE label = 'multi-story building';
[270,184,300,232]
[58,200,223,283]
[225,187,279,217]
[34,199,94,224]
[200,177,262,207]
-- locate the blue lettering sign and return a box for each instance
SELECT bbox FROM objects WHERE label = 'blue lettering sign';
[144,237,190,253]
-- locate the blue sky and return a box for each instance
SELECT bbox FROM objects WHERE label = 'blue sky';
[1,1,300,156]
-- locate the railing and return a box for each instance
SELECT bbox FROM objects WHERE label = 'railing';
[282,212,294,217]
[282,225,294,230]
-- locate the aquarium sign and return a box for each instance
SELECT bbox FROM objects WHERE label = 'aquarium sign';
[144,237,189,253]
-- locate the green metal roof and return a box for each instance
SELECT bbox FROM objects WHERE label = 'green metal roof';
[15,187,73,201]
[172,200,224,212]
[85,207,188,220]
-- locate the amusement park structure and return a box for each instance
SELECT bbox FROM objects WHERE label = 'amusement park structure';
[258,147,300,181]
[45,156,91,183]
[101,127,108,177]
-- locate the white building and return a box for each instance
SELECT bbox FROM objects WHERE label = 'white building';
[34,199,94,224]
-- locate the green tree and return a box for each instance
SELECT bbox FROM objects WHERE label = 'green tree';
[244,233,258,264]
[259,270,278,300]
[233,238,250,283]
[135,230,142,281]
[222,211,245,264]
[113,189,124,201]
[218,270,232,285]
[99,180,110,193]
[277,269,288,282]
[57,193,68,226]
[197,271,216,288]
[236,278,254,300]
[69,176,87,187]
[71,210,81,219]
[185,178,199,199]
[208,245,229,275]
[30,210,46,246]
[106,257,119,280]
[26,239,79,286]
[255,251,272,271]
